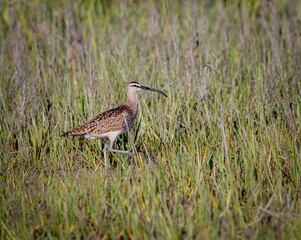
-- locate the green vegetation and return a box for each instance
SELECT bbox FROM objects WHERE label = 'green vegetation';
[0,0,300,239]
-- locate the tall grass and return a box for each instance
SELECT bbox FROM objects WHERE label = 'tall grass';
[0,0,300,239]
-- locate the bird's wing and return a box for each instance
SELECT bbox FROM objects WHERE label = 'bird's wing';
[61,105,134,137]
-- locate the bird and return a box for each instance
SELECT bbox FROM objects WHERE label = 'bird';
[62,81,167,169]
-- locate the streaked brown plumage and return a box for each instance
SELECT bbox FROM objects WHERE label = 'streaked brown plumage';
[62,81,167,169]
[62,103,137,140]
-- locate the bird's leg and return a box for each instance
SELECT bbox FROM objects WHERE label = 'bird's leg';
[103,139,109,169]
[108,141,134,157]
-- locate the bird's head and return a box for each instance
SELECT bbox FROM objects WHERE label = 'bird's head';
[126,81,167,97]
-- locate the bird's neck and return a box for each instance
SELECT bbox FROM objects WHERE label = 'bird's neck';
[126,91,138,111]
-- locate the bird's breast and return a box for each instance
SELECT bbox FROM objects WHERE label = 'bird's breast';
[124,108,138,131]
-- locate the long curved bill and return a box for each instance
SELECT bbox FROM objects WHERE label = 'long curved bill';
[140,85,168,97]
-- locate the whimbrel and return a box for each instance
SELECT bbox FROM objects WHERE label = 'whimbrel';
[62,82,167,169]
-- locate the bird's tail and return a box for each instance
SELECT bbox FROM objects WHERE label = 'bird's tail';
[61,128,86,137]
[61,131,71,137]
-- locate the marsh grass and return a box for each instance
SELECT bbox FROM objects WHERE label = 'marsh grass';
[0,0,300,239]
